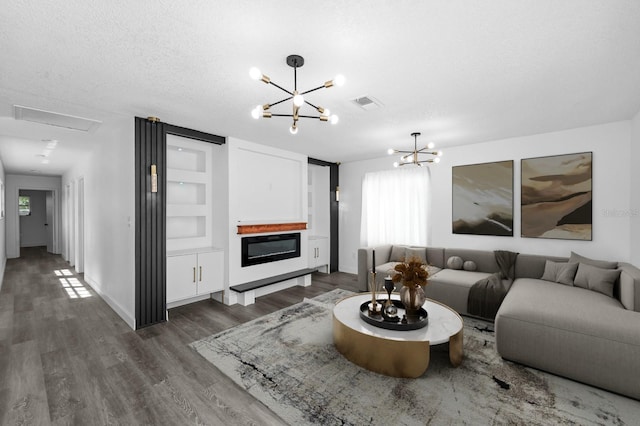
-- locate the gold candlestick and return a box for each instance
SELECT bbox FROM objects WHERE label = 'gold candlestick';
[368,271,380,315]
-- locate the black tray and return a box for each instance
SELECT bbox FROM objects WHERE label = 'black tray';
[359,299,428,331]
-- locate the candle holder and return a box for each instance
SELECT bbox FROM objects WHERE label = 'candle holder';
[368,271,381,316]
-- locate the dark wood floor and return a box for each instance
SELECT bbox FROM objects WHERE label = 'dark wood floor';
[0,247,361,425]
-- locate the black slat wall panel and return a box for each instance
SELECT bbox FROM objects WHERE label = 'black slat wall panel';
[135,117,166,328]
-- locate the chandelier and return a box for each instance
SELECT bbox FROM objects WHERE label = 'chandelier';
[388,132,443,167]
[250,54,345,134]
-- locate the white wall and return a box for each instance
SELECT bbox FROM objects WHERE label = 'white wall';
[225,137,308,293]
[18,189,47,247]
[631,110,640,266]
[62,117,135,329]
[339,121,633,273]
[5,174,62,258]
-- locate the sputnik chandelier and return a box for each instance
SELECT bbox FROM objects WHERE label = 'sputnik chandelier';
[250,54,345,134]
[388,132,443,167]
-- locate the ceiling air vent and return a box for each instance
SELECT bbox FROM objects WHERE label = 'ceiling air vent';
[351,95,382,111]
[14,105,102,132]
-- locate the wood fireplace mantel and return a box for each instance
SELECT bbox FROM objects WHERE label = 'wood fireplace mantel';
[237,222,307,235]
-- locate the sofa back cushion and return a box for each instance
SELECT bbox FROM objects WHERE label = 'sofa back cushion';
[444,248,499,273]
[426,247,445,268]
[515,254,568,279]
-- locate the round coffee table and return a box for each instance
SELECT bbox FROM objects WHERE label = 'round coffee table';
[333,293,463,378]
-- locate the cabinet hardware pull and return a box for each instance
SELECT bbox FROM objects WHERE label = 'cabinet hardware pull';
[193,267,196,283]
[200,266,203,282]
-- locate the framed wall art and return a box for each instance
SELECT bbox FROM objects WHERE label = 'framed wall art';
[521,152,592,240]
[452,160,514,236]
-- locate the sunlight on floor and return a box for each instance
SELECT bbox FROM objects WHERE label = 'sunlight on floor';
[55,269,92,299]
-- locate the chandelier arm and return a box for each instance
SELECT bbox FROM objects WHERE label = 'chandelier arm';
[297,115,323,119]
[303,99,320,110]
[300,85,326,96]
[268,96,294,108]
[268,81,294,96]
[270,113,295,118]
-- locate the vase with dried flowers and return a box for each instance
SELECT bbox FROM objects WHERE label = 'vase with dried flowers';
[391,256,429,317]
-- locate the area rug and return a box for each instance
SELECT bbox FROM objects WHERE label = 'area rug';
[190,289,638,425]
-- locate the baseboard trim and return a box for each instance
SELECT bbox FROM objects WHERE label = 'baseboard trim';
[84,275,136,330]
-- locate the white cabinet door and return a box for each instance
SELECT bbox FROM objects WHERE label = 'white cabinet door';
[197,251,224,294]
[309,237,329,270]
[167,254,198,302]
[315,237,328,267]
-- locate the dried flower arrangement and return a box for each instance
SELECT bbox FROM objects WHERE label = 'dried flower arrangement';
[391,256,429,287]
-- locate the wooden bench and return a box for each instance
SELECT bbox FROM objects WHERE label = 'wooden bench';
[228,268,316,306]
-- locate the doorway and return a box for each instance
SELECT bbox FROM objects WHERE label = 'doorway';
[18,189,54,252]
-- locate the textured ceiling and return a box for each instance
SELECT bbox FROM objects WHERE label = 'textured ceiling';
[1,0,640,175]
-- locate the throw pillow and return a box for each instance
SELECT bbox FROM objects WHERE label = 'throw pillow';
[463,260,477,271]
[406,247,428,265]
[573,263,621,297]
[540,260,578,286]
[447,256,464,270]
[389,245,407,262]
[569,252,617,270]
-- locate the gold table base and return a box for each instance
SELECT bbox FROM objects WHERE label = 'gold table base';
[333,311,463,378]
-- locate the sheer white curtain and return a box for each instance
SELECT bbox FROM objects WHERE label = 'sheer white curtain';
[360,167,431,247]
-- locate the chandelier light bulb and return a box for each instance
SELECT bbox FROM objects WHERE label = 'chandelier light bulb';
[293,94,305,107]
[437,150,443,156]
[387,148,395,155]
[323,108,330,116]
[434,157,441,164]
[251,105,261,119]
[427,142,435,149]
[334,74,346,87]
[393,161,400,168]
[289,125,298,135]
[249,67,262,80]
[330,114,339,125]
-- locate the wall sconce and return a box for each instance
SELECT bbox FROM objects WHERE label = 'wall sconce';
[150,164,158,193]
[336,186,340,202]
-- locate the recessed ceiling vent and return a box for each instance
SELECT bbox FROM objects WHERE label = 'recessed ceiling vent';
[14,105,102,132]
[351,95,382,111]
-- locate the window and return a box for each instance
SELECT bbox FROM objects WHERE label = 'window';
[19,196,31,216]
[360,167,430,247]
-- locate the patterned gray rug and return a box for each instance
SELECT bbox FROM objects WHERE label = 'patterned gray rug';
[191,289,638,425]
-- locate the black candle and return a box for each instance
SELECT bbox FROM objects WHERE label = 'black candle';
[372,249,376,273]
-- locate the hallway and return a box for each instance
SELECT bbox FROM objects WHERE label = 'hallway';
[0,247,359,424]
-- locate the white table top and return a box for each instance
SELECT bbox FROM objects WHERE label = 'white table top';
[333,293,463,345]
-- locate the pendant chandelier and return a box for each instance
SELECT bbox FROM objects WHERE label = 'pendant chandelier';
[250,54,344,134]
[388,132,443,167]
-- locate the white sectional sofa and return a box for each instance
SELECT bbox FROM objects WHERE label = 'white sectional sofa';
[357,244,640,400]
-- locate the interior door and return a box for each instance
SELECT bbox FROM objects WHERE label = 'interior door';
[45,191,54,253]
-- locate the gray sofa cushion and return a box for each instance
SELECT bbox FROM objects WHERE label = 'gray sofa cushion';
[514,253,568,279]
[574,263,621,297]
[425,269,495,314]
[447,256,463,270]
[406,247,427,264]
[444,248,499,273]
[390,245,408,262]
[540,260,578,286]
[463,260,477,271]
[569,251,618,270]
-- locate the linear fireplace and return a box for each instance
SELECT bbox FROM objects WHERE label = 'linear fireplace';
[241,232,301,267]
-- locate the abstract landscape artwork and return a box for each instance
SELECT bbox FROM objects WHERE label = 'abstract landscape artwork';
[521,152,592,240]
[452,160,513,236]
